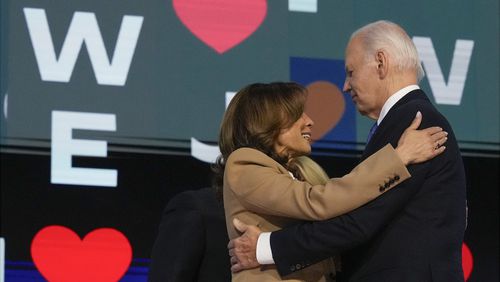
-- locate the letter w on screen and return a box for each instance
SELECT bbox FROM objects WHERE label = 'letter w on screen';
[23,8,143,86]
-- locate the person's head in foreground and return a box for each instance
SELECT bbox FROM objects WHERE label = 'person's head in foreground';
[213,82,328,192]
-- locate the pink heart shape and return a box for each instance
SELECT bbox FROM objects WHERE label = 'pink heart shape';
[31,225,132,282]
[173,0,267,54]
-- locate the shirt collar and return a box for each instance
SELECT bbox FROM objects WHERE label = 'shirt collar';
[377,85,420,125]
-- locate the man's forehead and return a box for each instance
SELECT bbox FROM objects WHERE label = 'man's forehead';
[344,43,356,64]
[346,36,362,52]
[345,37,364,63]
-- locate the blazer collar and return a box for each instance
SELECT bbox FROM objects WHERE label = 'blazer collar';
[362,89,430,159]
[390,89,429,111]
[378,89,429,130]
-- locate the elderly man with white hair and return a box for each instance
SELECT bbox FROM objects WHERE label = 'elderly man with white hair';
[228,20,467,282]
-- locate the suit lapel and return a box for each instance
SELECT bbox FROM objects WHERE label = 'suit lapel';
[361,89,429,160]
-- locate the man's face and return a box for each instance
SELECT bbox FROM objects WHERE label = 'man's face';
[343,36,384,120]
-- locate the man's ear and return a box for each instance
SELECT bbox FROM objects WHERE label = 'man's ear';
[376,50,389,79]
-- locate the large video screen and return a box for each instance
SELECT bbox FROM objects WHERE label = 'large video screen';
[1,0,498,281]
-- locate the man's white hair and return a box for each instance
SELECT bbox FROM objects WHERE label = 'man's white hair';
[351,20,425,81]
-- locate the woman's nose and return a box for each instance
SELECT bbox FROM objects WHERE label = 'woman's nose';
[303,113,314,127]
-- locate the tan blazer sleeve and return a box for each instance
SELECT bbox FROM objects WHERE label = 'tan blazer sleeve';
[225,144,410,221]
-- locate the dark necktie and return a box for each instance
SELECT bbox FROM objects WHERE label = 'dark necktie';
[366,122,378,143]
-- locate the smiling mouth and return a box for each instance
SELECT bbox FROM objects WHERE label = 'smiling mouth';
[302,133,311,141]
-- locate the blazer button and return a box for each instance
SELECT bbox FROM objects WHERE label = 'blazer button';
[384,182,390,188]
[379,185,385,192]
[394,175,400,181]
[389,179,395,184]
[290,265,295,271]
[296,264,302,270]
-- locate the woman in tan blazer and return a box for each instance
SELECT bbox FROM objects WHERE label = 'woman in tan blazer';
[213,82,447,282]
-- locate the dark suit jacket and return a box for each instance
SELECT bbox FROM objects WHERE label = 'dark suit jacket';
[270,90,467,281]
[148,187,231,282]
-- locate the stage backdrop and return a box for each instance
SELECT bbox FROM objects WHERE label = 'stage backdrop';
[1,0,498,281]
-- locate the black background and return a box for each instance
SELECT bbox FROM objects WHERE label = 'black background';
[1,147,498,281]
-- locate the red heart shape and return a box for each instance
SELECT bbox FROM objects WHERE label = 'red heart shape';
[31,225,132,282]
[173,0,267,54]
[462,243,473,280]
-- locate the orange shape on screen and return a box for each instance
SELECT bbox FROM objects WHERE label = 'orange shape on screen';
[305,81,346,141]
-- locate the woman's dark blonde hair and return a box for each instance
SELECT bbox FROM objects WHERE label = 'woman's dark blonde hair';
[212,82,308,194]
[288,156,330,185]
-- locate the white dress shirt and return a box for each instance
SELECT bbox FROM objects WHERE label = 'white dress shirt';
[256,84,420,264]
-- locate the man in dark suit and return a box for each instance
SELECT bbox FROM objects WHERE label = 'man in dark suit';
[148,187,231,282]
[228,20,467,281]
